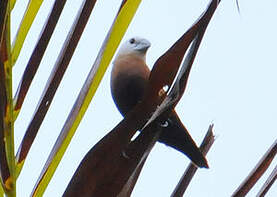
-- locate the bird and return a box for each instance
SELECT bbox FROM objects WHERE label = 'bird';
[110,37,208,168]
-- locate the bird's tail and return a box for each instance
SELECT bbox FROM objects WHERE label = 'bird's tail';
[158,111,209,168]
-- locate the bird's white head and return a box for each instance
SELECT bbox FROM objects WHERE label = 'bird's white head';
[116,37,151,61]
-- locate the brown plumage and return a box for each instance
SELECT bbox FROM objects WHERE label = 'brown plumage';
[111,37,208,168]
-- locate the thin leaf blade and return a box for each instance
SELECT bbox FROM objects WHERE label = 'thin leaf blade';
[232,139,277,197]
[256,164,277,197]
[15,0,68,177]
[171,125,215,196]
[13,0,67,120]
[11,0,44,65]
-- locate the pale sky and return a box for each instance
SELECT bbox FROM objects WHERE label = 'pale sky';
[11,0,277,196]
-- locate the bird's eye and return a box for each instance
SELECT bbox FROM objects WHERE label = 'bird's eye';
[129,38,135,44]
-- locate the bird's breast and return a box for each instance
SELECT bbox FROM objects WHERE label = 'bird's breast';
[111,55,150,116]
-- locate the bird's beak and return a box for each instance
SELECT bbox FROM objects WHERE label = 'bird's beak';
[137,39,151,53]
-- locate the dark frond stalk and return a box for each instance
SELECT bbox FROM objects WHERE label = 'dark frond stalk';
[0,1,8,44]
[1,8,16,196]
[0,37,10,192]
[115,122,164,194]
[95,124,163,196]
[171,125,215,197]
[117,158,147,197]
[63,123,162,197]
[232,139,277,197]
